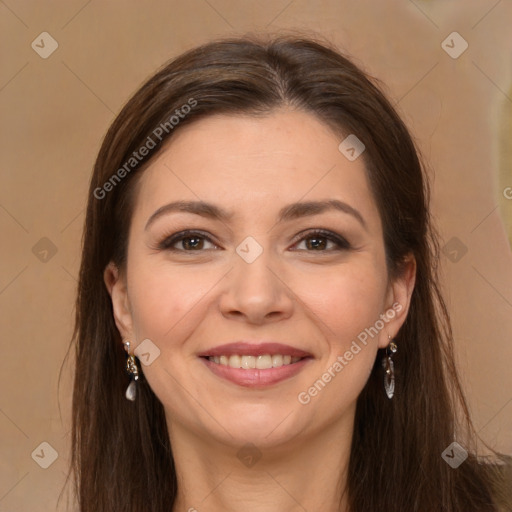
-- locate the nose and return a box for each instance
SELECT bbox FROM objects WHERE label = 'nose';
[218,247,295,325]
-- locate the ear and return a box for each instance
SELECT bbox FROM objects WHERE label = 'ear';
[104,261,135,342]
[377,253,417,349]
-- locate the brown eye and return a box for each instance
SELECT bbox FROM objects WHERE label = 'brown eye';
[292,230,351,252]
[158,231,218,251]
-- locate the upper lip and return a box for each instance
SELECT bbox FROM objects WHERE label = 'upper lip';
[198,341,313,358]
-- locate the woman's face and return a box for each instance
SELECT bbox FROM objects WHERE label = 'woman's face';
[106,109,415,449]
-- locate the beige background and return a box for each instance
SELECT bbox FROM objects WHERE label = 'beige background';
[1,1,511,510]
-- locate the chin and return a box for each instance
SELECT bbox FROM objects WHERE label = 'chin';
[207,403,308,448]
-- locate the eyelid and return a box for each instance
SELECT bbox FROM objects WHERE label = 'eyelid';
[156,228,351,252]
[156,229,219,251]
[290,228,351,251]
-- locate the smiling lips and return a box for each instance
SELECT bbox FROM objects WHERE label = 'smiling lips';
[198,342,313,387]
[209,353,301,369]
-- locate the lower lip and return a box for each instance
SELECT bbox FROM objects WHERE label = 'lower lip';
[200,357,312,388]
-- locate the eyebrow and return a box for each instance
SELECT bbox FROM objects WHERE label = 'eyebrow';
[144,199,367,231]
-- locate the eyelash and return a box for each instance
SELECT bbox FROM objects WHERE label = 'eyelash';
[156,229,351,253]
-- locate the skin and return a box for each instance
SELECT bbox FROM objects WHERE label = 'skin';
[104,109,416,512]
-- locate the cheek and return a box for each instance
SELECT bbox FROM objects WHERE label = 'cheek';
[302,262,386,388]
[127,259,219,341]
[303,262,387,342]
[128,251,388,351]
[275,263,387,425]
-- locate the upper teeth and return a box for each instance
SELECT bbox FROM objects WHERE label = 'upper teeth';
[208,354,301,369]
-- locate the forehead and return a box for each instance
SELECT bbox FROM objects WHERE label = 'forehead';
[131,109,380,228]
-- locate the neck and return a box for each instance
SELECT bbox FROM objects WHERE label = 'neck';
[168,410,354,512]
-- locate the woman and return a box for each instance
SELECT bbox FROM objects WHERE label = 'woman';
[69,34,511,511]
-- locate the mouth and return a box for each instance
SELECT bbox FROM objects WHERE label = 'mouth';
[198,341,313,388]
[203,354,304,369]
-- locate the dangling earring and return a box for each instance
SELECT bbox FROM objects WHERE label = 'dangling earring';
[382,335,397,399]
[124,341,140,401]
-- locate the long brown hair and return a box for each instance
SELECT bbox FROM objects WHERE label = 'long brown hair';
[66,33,511,511]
